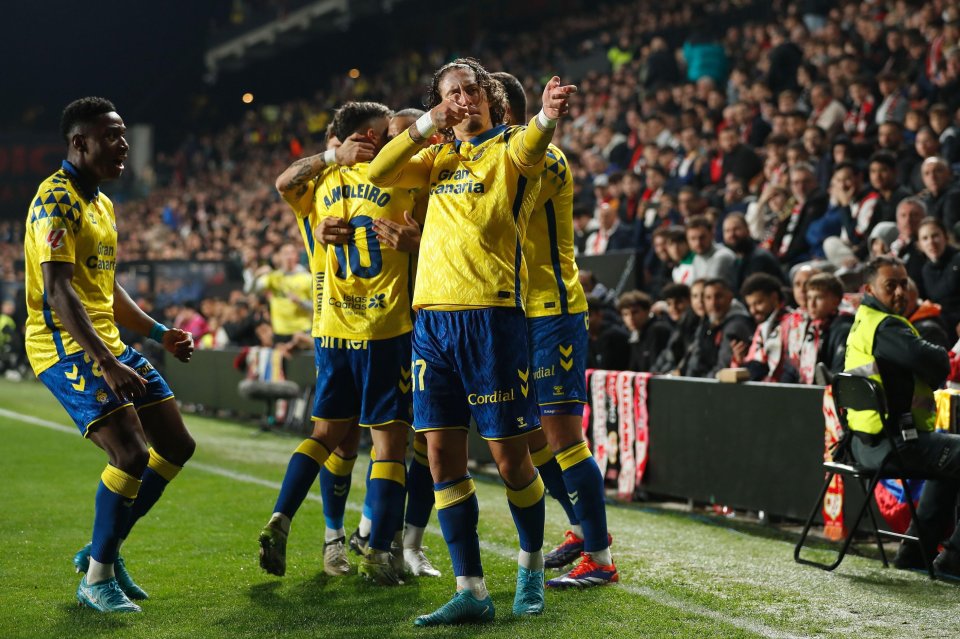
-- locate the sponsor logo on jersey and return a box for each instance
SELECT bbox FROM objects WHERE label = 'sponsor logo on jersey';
[85,242,116,271]
[46,228,66,249]
[429,169,486,196]
[533,365,555,380]
[467,388,515,405]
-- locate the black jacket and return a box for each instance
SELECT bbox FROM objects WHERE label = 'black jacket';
[653,309,700,374]
[683,305,755,378]
[922,245,960,333]
[861,295,950,418]
[588,323,631,371]
[732,239,786,293]
[775,190,829,266]
[627,318,673,372]
[924,186,960,240]
[818,313,854,375]
[896,240,929,299]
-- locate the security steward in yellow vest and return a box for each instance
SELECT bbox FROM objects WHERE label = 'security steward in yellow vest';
[845,256,957,576]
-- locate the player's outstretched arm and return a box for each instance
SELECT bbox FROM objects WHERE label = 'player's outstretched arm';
[43,262,147,400]
[114,281,194,363]
[275,134,376,198]
[513,76,577,168]
[368,99,465,188]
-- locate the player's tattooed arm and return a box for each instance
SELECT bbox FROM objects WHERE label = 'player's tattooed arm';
[275,134,376,197]
[276,156,325,198]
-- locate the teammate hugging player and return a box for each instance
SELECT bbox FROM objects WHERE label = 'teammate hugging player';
[262,101,417,586]
[370,58,576,625]
[343,108,442,578]
[24,97,196,613]
[493,72,618,587]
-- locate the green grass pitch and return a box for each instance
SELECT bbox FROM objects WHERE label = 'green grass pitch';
[2,377,960,638]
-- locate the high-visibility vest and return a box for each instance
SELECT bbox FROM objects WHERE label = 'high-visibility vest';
[843,303,937,434]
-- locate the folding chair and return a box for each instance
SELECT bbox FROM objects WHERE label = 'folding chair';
[794,372,936,578]
[236,346,301,431]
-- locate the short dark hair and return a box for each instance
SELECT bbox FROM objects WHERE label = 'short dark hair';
[703,277,731,292]
[331,101,392,141]
[805,273,844,298]
[617,290,653,311]
[863,255,905,285]
[427,58,506,138]
[918,215,947,235]
[60,97,116,142]
[491,71,527,123]
[740,273,783,299]
[660,282,691,301]
[868,150,897,170]
[664,226,687,244]
[686,215,713,232]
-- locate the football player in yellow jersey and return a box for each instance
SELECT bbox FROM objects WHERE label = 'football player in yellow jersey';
[369,58,576,626]
[494,72,618,588]
[24,97,196,613]
[344,109,441,579]
[267,125,368,577]
[260,101,416,586]
[254,243,313,345]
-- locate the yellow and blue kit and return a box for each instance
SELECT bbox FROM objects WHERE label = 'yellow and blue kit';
[524,144,589,416]
[25,161,172,435]
[280,170,330,338]
[257,267,313,337]
[370,119,554,439]
[284,162,417,428]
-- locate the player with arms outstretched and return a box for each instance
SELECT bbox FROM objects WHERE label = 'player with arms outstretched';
[24,97,196,613]
[370,58,576,625]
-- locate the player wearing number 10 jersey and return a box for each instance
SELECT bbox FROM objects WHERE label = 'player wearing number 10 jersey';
[260,102,415,586]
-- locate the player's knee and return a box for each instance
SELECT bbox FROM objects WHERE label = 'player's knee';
[177,432,197,463]
[113,443,150,476]
[495,453,535,489]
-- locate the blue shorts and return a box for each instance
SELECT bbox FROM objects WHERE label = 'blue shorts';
[527,313,589,416]
[38,346,174,437]
[312,334,412,428]
[412,308,539,440]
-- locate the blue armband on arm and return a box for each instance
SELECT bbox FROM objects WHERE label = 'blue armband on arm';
[149,323,168,343]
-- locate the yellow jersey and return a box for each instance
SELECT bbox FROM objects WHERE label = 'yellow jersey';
[370,120,552,310]
[524,144,587,317]
[280,170,333,338]
[314,162,416,340]
[257,267,313,336]
[23,161,124,375]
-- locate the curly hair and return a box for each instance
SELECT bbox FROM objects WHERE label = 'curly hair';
[425,57,506,138]
[60,97,116,142]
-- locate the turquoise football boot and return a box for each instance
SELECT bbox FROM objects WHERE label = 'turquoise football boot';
[76,576,141,613]
[413,589,495,626]
[73,543,148,599]
[512,565,545,615]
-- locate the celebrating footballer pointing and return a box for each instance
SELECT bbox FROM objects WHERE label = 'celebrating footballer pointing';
[369,58,576,626]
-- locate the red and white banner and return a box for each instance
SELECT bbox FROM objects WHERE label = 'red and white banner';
[585,369,654,499]
[821,386,846,540]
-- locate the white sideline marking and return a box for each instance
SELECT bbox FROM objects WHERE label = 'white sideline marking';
[3,407,803,639]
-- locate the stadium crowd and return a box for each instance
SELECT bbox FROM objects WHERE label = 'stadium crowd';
[5,0,960,383]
